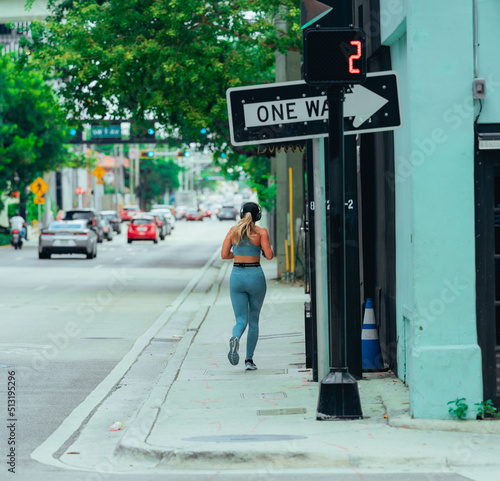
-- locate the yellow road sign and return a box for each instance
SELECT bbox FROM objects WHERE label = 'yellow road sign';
[92,166,106,179]
[33,196,45,205]
[30,177,49,197]
[96,180,104,185]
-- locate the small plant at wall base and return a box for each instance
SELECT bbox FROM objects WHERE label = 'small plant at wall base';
[447,398,469,419]
[475,399,498,419]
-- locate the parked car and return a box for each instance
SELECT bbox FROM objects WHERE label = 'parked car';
[39,220,98,259]
[63,208,105,242]
[152,204,175,216]
[100,210,121,234]
[120,205,141,222]
[127,215,158,243]
[199,203,214,218]
[211,203,222,217]
[147,212,169,240]
[216,205,237,221]
[99,216,113,241]
[174,206,187,220]
[185,208,204,221]
[151,208,175,231]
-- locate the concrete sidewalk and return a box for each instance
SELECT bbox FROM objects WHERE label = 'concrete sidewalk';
[99,255,500,474]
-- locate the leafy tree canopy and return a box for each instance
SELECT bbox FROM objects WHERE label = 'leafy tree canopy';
[0,54,83,211]
[136,156,181,209]
[22,0,302,207]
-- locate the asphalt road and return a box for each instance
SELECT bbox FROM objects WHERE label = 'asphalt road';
[0,218,230,479]
[0,218,477,481]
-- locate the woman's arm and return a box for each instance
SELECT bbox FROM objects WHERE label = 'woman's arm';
[221,228,235,259]
[260,228,274,260]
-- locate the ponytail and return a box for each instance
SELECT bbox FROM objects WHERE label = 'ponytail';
[232,212,259,245]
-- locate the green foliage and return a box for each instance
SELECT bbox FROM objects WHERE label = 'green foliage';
[0,233,10,246]
[22,0,302,209]
[0,55,83,211]
[136,156,181,209]
[475,399,498,419]
[447,398,469,420]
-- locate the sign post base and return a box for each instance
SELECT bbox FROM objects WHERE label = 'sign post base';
[316,368,363,420]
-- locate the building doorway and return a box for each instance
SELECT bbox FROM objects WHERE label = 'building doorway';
[475,129,500,406]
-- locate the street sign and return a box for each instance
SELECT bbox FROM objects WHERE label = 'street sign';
[303,28,367,86]
[30,177,49,197]
[91,125,121,139]
[226,71,402,146]
[92,165,106,180]
[33,196,45,205]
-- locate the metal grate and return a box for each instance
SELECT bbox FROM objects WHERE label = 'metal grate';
[241,392,287,399]
[256,408,307,416]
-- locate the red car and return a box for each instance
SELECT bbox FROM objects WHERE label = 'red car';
[120,205,141,222]
[127,216,158,243]
[184,208,204,221]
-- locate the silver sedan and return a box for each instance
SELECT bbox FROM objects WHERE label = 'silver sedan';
[38,220,98,259]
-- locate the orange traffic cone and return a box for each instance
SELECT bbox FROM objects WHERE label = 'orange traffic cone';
[361,298,385,370]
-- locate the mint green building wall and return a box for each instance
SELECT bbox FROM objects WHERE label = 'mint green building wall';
[477,0,500,123]
[380,0,482,419]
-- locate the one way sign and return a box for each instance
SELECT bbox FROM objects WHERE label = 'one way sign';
[226,71,402,146]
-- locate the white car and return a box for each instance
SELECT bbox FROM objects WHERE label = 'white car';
[151,208,176,230]
[39,220,98,259]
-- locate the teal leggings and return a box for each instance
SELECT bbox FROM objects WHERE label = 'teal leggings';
[229,266,267,359]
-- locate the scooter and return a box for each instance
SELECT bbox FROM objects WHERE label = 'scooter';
[10,230,23,250]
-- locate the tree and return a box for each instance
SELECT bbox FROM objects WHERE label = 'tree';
[23,0,301,208]
[136,157,181,210]
[0,55,83,214]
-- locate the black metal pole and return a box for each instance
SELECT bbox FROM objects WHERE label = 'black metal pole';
[316,85,362,420]
[327,86,346,368]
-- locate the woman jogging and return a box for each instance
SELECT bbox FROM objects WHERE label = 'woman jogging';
[221,202,273,370]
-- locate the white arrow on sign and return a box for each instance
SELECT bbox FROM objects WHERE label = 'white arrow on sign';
[345,85,388,128]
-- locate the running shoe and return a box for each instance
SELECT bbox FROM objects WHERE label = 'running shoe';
[228,336,239,365]
[245,359,258,370]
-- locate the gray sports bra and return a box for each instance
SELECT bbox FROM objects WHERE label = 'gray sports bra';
[233,235,262,257]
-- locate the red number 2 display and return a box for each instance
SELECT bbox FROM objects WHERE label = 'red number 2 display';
[303,28,366,85]
[349,41,362,74]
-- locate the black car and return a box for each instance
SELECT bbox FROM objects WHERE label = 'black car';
[100,210,121,234]
[63,208,105,242]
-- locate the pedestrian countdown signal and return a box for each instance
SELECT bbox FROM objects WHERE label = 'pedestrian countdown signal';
[303,28,366,86]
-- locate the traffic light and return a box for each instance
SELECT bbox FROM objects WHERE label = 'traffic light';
[131,122,155,142]
[140,150,155,159]
[303,28,367,86]
[67,127,83,143]
[176,151,191,158]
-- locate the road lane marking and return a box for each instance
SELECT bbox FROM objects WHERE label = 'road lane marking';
[33,285,48,291]
[30,247,221,471]
[115,257,122,261]
[93,265,103,269]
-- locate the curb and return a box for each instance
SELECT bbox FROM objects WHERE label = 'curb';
[114,259,231,461]
[31,247,224,470]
